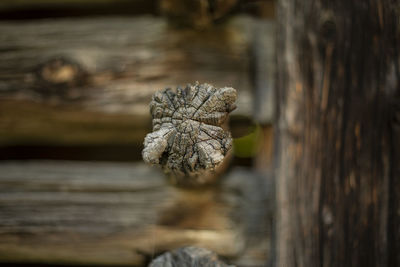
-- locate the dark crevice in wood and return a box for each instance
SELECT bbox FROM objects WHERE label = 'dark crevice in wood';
[388,11,400,263]
[338,8,353,264]
[0,145,143,162]
[0,263,104,267]
[318,157,325,267]
[388,113,399,267]
[0,1,158,20]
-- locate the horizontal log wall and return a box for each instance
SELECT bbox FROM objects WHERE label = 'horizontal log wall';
[0,161,272,266]
[0,16,260,147]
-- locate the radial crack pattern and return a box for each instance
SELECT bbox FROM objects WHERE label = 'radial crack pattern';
[142,82,237,185]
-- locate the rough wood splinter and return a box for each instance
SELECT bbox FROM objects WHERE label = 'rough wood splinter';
[142,82,237,186]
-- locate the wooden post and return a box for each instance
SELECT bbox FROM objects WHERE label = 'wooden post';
[142,82,237,186]
[275,0,400,266]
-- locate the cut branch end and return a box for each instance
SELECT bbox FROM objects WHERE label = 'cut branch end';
[142,82,237,186]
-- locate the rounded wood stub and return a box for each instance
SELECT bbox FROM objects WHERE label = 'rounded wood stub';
[149,246,235,267]
[142,82,237,187]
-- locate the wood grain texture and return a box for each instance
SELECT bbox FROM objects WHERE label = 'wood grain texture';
[0,16,257,146]
[0,161,271,266]
[143,83,236,186]
[275,0,400,266]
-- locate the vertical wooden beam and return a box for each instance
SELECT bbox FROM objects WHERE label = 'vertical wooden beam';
[275,0,400,266]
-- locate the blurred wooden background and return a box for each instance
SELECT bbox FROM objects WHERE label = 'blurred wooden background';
[0,0,276,266]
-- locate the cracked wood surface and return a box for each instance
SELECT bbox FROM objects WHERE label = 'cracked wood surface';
[142,83,237,186]
[149,246,235,267]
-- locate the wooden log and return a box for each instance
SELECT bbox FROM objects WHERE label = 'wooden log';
[0,16,257,147]
[143,83,237,186]
[0,160,271,266]
[275,0,400,266]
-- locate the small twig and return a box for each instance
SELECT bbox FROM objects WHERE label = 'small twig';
[142,82,237,186]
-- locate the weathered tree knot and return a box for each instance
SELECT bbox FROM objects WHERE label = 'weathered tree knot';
[34,57,88,99]
[142,82,237,187]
